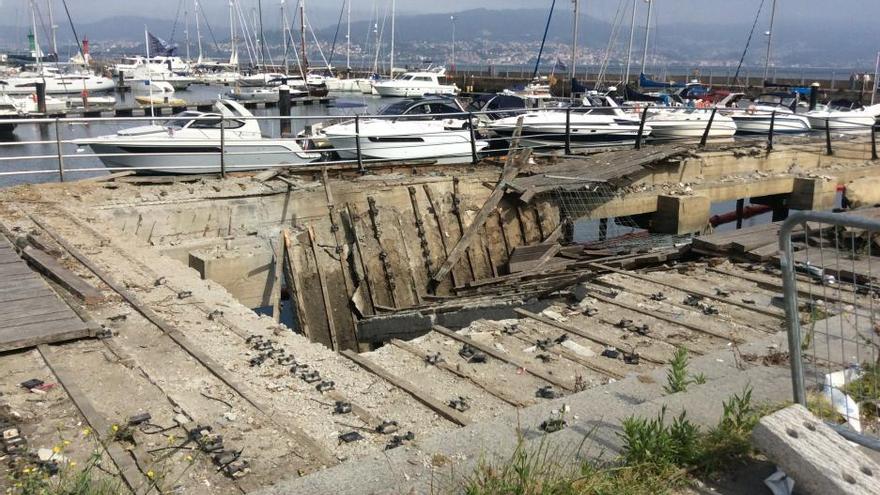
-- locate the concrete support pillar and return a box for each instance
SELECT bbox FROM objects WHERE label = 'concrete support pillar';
[188,242,274,308]
[788,177,837,211]
[652,195,711,235]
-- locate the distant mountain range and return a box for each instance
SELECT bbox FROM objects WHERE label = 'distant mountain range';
[0,9,875,67]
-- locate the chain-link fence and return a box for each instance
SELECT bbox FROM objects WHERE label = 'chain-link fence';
[780,210,880,450]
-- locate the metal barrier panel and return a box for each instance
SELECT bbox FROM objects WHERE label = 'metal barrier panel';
[780,210,880,451]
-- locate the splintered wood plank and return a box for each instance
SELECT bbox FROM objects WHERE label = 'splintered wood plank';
[283,229,312,340]
[430,150,527,285]
[290,230,333,348]
[342,349,471,426]
[308,226,339,351]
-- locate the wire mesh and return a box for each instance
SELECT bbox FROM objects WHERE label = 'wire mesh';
[552,181,684,251]
[780,211,880,451]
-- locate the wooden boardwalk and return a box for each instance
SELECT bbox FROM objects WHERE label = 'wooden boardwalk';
[0,236,91,352]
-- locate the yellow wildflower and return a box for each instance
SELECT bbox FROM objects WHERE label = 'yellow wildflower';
[81,428,91,436]
[63,440,71,446]
[69,461,77,467]
[53,445,61,454]
[111,424,119,432]
[146,470,155,479]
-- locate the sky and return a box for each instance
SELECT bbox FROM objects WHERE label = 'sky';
[2,0,878,28]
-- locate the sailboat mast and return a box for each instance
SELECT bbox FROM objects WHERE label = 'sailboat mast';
[184,3,191,61]
[762,0,777,83]
[229,0,238,68]
[624,0,637,84]
[281,0,288,71]
[46,0,58,57]
[569,0,579,96]
[258,0,267,69]
[390,0,395,77]
[194,0,203,63]
[29,0,42,68]
[300,0,308,70]
[872,51,879,106]
[346,0,351,70]
[640,0,653,75]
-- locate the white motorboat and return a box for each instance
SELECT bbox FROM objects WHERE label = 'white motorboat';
[372,68,459,97]
[502,77,553,102]
[74,99,318,174]
[646,108,737,139]
[806,103,880,131]
[321,119,487,163]
[113,56,191,77]
[0,92,21,134]
[0,69,115,95]
[721,93,812,134]
[489,96,650,148]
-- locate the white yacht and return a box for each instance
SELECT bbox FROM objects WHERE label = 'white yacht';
[0,92,21,134]
[74,99,318,174]
[806,102,880,131]
[721,93,812,134]
[489,96,650,148]
[646,108,737,139]
[321,119,487,163]
[0,68,115,95]
[113,56,191,77]
[372,68,459,97]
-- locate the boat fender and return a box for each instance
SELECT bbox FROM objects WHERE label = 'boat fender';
[747,104,757,115]
[633,103,641,114]
[31,93,37,103]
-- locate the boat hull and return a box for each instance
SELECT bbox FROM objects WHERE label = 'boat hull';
[647,120,737,139]
[85,141,317,174]
[326,131,486,163]
[730,114,812,134]
[491,123,649,149]
[807,114,876,130]
[373,84,459,98]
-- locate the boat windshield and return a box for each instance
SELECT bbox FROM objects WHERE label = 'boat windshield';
[379,101,414,115]
[163,111,203,129]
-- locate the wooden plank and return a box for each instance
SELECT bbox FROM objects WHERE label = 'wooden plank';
[514,309,667,364]
[76,170,136,183]
[390,338,528,408]
[430,147,529,286]
[588,262,785,319]
[0,320,90,353]
[308,225,339,351]
[508,243,561,273]
[342,349,471,426]
[269,237,283,323]
[322,167,360,348]
[323,390,384,429]
[20,246,104,304]
[422,184,459,288]
[37,344,154,495]
[283,229,312,340]
[33,217,336,468]
[0,309,78,329]
[432,325,574,391]
[588,291,745,343]
[752,404,880,495]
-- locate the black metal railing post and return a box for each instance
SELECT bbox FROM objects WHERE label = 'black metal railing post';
[872,124,878,160]
[219,117,226,178]
[635,106,648,150]
[825,118,833,155]
[355,115,365,174]
[564,107,572,154]
[767,111,776,151]
[699,107,717,148]
[54,118,64,182]
[468,112,478,164]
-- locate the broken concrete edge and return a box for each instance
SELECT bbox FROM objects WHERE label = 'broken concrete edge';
[256,333,793,495]
[355,298,552,343]
[752,404,880,495]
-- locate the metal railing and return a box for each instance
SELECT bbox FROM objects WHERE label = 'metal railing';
[780,210,880,451]
[0,104,876,183]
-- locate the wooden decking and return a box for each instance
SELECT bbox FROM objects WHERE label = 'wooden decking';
[0,236,91,352]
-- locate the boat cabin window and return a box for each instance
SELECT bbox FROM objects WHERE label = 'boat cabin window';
[413,76,434,82]
[189,117,245,129]
[164,111,202,128]
[399,75,415,81]
[427,103,461,115]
